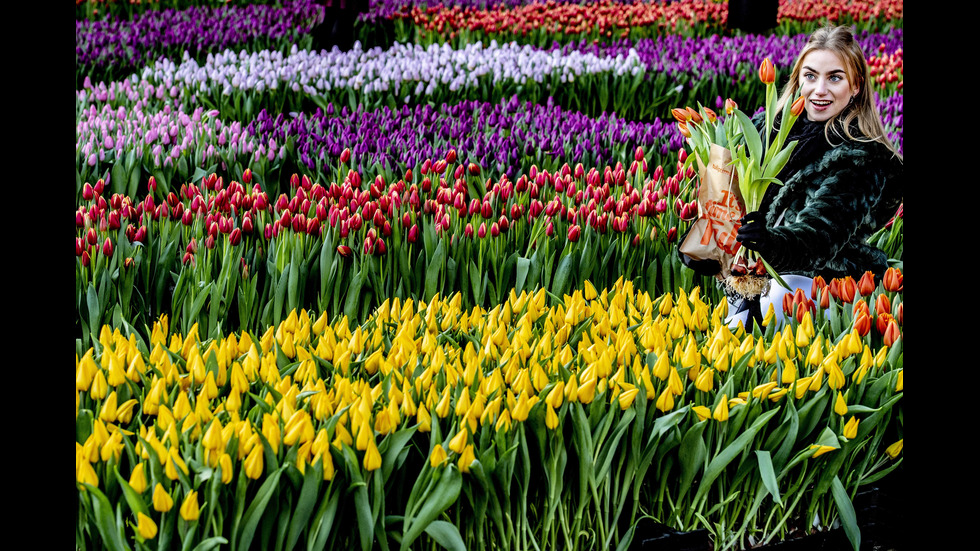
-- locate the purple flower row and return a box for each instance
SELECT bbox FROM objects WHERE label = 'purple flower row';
[76,0,323,73]
[76,88,901,191]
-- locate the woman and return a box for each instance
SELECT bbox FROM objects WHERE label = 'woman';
[689,26,903,327]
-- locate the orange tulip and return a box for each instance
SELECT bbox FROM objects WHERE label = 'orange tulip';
[671,107,689,122]
[832,277,856,303]
[882,318,901,346]
[883,267,903,292]
[677,122,691,138]
[810,275,827,301]
[790,96,806,117]
[703,107,718,123]
[876,312,894,336]
[685,107,702,124]
[759,58,776,85]
[857,271,876,296]
[875,294,891,317]
[853,310,871,337]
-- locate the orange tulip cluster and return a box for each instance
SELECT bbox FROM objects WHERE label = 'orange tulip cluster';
[807,268,903,346]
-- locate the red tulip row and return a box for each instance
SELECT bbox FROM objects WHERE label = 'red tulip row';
[393,0,903,42]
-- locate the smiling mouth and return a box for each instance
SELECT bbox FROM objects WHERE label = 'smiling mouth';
[810,100,833,107]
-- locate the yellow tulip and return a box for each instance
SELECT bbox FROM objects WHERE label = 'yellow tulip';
[694,368,713,393]
[203,419,224,451]
[180,491,200,522]
[129,463,148,494]
[321,449,336,481]
[885,439,903,459]
[152,484,174,512]
[448,430,468,454]
[545,382,565,409]
[244,445,264,479]
[692,405,711,422]
[655,387,674,412]
[545,404,560,430]
[457,444,476,474]
[618,388,640,410]
[843,416,860,440]
[430,444,448,468]
[219,453,234,484]
[712,395,729,422]
[77,459,99,488]
[364,438,382,472]
[136,512,158,540]
[809,445,836,458]
[834,392,848,417]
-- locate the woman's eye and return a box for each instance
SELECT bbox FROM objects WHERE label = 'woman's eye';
[830,75,843,82]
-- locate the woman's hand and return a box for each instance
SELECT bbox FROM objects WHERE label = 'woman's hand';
[736,211,773,255]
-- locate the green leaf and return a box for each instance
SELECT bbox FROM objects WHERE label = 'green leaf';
[677,421,707,502]
[425,241,445,301]
[755,450,782,505]
[235,465,285,551]
[734,110,763,170]
[82,484,131,551]
[401,467,462,551]
[831,475,861,551]
[423,520,466,551]
[515,257,531,295]
[694,409,779,505]
[191,538,228,551]
[112,467,149,517]
[284,461,322,551]
[308,481,341,551]
[551,251,576,298]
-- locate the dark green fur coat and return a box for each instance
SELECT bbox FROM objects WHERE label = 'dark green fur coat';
[760,130,903,280]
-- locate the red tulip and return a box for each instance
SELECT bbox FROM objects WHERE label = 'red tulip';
[102,238,113,258]
[337,245,352,258]
[567,225,581,242]
[340,148,351,164]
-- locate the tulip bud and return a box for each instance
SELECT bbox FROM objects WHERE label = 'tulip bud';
[758,58,775,85]
[883,267,903,292]
[790,95,806,117]
[567,225,581,242]
[102,238,114,258]
[857,271,876,296]
[340,148,351,163]
[137,512,157,540]
[725,98,738,115]
[670,107,689,122]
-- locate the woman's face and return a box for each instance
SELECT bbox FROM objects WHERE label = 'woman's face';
[798,49,860,122]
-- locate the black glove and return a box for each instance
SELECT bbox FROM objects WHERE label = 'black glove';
[736,211,772,255]
[679,250,721,276]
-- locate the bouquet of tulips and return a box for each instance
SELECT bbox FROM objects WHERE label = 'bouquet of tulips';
[676,58,806,299]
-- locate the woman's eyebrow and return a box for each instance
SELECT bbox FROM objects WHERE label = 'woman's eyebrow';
[802,65,846,74]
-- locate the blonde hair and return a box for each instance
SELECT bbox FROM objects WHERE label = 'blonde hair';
[777,26,901,160]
